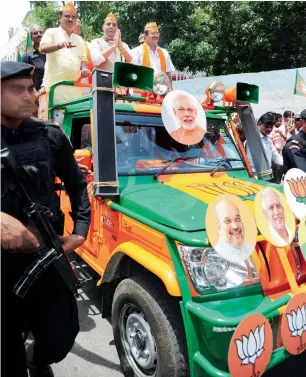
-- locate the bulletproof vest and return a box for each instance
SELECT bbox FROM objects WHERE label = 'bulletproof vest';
[1,119,60,222]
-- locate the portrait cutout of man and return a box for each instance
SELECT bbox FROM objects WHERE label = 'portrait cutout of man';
[261,188,294,247]
[214,199,254,264]
[170,93,205,145]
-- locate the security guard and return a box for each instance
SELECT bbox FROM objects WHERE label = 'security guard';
[1,62,91,377]
[283,109,306,173]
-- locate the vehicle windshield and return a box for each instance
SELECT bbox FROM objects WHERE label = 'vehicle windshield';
[113,113,244,175]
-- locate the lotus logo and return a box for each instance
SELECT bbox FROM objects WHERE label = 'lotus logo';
[286,177,306,205]
[235,324,265,377]
[286,305,306,352]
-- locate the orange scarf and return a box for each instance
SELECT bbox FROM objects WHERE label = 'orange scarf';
[142,43,166,73]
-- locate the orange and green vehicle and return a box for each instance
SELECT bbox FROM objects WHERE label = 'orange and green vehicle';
[40,63,306,377]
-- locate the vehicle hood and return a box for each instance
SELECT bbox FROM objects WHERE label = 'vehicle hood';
[120,172,280,231]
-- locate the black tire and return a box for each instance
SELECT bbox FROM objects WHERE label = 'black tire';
[112,275,188,377]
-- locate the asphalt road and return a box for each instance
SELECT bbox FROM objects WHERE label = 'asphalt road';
[43,282,305,377]
[51,282,123,377]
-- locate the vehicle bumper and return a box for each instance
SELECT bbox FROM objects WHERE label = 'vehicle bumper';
[185,287,306,377]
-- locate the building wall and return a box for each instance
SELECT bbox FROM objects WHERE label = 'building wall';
[0,27,27,61]
[173,67,306,118]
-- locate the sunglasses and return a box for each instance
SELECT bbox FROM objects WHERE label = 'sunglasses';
[262,123,274,128]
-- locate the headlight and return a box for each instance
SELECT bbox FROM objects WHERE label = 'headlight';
[178,245,259,294]
[153,72,170,96]
[208,81,225,102]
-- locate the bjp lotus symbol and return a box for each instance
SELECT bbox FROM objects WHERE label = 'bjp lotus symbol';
[286,177,306,205]
[286,305,306,352]
[235,324,265,377]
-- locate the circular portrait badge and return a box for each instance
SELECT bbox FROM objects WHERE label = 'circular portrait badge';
[254,187,295,247]
[161,90,206,146]
[205,194,257,264]
[284,168,306,220]
[299,215,306,261]
[281,292,306,355]
[228,313,273,377]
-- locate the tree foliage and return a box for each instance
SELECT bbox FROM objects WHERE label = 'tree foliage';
[23,1,306,75]
[23,1,61,29]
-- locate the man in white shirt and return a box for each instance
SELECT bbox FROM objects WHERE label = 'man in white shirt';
[246,112,283,175]
[261,188,294,247]
[90,12,132,72]
[214,200,254,264]
[39,2,90,105]
[131,22,175,90]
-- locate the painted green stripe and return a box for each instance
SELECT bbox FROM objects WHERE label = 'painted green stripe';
[115,103,136,112]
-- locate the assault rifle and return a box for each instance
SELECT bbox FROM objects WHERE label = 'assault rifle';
[1,147,81,298]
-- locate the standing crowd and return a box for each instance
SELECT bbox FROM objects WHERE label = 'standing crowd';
[235,109,306,182]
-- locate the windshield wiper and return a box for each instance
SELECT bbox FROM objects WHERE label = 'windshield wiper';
[210,158,241,177]
[153,156,198,179]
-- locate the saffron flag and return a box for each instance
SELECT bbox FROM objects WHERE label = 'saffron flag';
[16,32,32,61]
[294,69,306,97]
[25,32,32,52]
[17,48,22,62]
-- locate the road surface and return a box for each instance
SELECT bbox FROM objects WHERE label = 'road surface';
[39,282,305,377]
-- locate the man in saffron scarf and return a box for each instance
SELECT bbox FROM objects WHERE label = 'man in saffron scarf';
[39,2,90,105]
[131,22,175,90]
[90,12,133,72]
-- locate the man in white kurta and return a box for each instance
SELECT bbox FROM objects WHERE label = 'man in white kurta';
[39,2,90,105]
[90,12,132,72]
[131,22,175,90]
[214,200,254,264]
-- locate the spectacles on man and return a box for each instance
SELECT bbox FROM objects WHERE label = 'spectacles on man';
[105,22,117,27]
[148,32,160,36]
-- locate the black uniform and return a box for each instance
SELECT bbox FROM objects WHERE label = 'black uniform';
[22,47,46,90]
[283,130,306,173]
[1,62,91,377]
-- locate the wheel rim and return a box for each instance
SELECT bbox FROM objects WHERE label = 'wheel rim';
[119,303,158,377]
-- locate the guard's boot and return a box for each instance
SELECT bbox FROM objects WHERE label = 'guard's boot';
[26,342,54,377]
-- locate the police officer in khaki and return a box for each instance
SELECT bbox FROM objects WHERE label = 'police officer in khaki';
[1,61,91,377]
[283,109,306,173]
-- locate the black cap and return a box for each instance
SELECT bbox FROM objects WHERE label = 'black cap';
[1,61,35,82]
[295,114,302,120]
[301,109,306,120]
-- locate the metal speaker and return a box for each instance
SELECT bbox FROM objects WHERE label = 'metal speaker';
[113,62,154,91]
[236,83,259,104]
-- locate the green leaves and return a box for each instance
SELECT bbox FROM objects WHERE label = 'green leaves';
[23,1,60,29]
[23,1,306,75]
